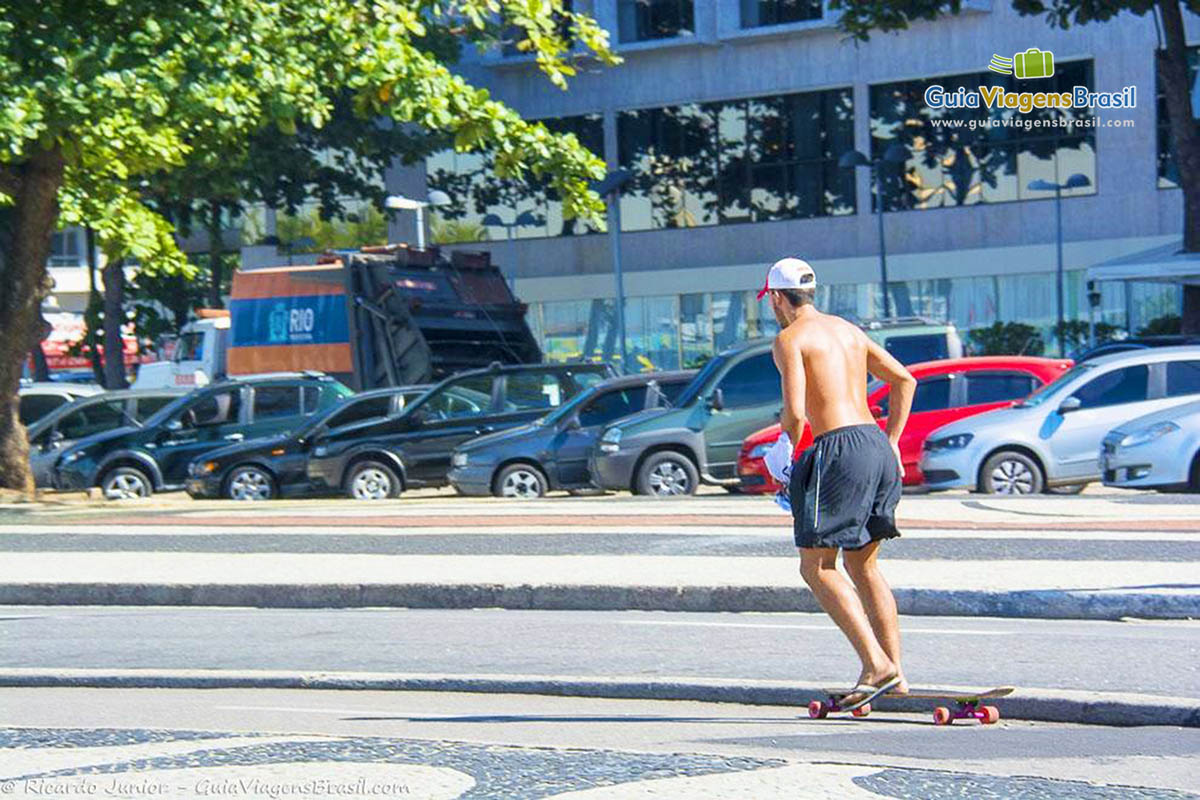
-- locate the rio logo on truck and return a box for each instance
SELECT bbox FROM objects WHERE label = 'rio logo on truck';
[228,266,353,376]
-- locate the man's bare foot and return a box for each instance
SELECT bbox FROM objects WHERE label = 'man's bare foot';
[892,674,909,695]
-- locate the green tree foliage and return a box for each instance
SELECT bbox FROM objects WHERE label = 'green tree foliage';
[0,0,617,491]
[969,321,1045,356]
[1053,319,1123,353]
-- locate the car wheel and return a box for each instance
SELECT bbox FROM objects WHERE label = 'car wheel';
[494,464,547,499]
[1189,454,1200,493]
[346,460,402,500]
[100,466,153,501]
[1046,483,1087,495]
[636,451,699,497]
[979,451,1044,495]
[225,465,276,501]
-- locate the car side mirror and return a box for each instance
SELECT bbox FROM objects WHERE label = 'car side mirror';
[48,429,65,444]
[707,388,725,412]
[165,419,183,432]
[565,415,581,431]
[1058,396,1082,415]
[870,404,885,419]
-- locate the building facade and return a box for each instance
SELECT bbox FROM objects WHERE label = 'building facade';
[390,1,1190,369]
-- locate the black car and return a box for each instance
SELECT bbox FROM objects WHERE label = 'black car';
[185,385,430,501]
[448,370,695,498]
[26,388,187,488]
[306,361,616,499]
[55,373,353,499]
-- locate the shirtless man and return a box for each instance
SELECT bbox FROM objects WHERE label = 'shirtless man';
[759,257,917,711]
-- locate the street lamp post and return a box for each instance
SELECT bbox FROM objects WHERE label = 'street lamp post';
[385,190,452,249]
[1026,174,1092,358]
[840,143,909,320]
[591,169,633,373]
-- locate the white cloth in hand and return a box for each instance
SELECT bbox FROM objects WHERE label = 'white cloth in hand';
[764,432,794,483]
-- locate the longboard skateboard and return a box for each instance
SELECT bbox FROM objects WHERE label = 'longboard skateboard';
[809,686,1014,725]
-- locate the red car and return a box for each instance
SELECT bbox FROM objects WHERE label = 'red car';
[737,356,1074,493]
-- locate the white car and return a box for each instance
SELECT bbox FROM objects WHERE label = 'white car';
[1101,399,1200,491]
[919,346,1200,494]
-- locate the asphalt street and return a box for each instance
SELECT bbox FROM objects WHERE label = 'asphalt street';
[2,607,1197,698]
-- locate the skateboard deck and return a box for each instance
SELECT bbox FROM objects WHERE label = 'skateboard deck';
[810,686,1014,725]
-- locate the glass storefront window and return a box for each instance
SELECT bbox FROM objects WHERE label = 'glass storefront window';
[740,0,823,28]
[426,113,604,244]
[625,295,681,371]
[618,0,694,42]
[618,88,855,232]
[869,61,1097,211]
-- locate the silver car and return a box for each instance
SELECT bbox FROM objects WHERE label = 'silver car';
[919,346,1200,494]
[1101,398,1200,491]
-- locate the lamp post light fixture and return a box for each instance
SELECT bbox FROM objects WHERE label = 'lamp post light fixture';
[839,143,909,319]
[482,210,543,242]
[1026,173,1092,358]
[590,168,634,373]
[385,190,452,250]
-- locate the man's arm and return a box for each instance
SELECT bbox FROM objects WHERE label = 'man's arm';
[864,336,916,465]
[773,335,806,444]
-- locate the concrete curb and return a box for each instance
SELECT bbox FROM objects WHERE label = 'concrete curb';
[1,668,1195,728]
[0,582,1196,620]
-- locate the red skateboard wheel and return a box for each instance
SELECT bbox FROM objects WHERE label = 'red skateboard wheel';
[808,700,827,719]
[982,705,1000,724]
[852,704,871,717]
[933,706,953,725]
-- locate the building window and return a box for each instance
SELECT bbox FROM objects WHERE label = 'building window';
[503,1,573,56]
[869,60,1097,211]
[618,0,694,43]
[48,228,84,267]
[426,113,604,243]
[740,0,822,28]
[1157,45,1199,188]
[617,88,855,231]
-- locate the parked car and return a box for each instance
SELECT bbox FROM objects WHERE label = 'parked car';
[860,317,964,365]
[185,385,430,500]
[1073,335,1200,364]
[589,340,780,497]
[306,362,616,499]
[18,382,104,426]
[26,388,188,487]
[920,347,1200,494]
[448,370,695,499]
[736,356,1074,494]
[54,373,352,499]
[1101,399,1200,492]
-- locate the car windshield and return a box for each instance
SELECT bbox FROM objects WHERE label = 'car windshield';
[143,393,196,428]
[1016,363,1095,407]
[673,355,729,408]
[540,383,601,426]
[296,392,360,436]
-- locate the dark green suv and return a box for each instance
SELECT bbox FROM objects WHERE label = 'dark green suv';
[589,340,780,496]
[54,373,352,499]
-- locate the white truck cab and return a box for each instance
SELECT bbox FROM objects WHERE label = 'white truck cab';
[132,316,230,389]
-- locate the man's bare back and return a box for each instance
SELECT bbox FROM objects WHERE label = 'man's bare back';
[773,309,875,439]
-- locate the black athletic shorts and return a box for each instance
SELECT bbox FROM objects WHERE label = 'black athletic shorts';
[789,423,902,550]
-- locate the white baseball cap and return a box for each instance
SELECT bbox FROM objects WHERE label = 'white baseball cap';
[756,257,816,300]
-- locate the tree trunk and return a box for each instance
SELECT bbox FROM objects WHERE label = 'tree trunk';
[29,344,50,382]
[85,227,105,385]
[207,201,224,309]
[0,148,65,493]
[102,257,129,389]
[1158,0,1200,332]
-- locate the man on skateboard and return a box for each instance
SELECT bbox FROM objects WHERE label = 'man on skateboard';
[761,257,917,712]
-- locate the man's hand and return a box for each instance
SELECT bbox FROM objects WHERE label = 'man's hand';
[891,440,905,478]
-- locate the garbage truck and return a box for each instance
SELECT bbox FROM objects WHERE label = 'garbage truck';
[134,245,542,390]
